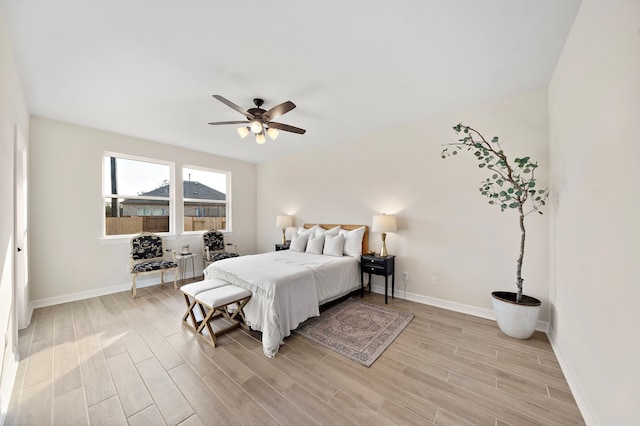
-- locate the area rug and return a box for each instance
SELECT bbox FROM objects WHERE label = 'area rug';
[295,298,414,367]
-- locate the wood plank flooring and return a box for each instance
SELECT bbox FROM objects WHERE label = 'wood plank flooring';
[5,279,584,425]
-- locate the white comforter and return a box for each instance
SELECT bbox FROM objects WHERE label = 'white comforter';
[203,250,360,357]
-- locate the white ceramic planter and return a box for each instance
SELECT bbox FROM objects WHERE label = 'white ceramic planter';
[491,291,541,339]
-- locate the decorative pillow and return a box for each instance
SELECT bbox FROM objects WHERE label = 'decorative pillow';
[297,225,320,236]
[289,233,309,252]
[305,234,325,254]
[339,226,366,257]
[323,234,345,257]
[316,225,341,237]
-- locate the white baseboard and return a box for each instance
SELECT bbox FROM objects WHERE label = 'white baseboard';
[370,284,549,333]
[547,326,599,426]
[29,273,192,310]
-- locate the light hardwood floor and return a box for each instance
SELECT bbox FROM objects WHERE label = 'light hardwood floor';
[6,279,584,425]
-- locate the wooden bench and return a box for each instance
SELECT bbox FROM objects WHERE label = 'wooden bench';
[181,280,251,347]
[181,279,230,331]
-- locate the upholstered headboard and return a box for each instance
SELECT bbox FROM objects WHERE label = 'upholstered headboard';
[303,223,369,255]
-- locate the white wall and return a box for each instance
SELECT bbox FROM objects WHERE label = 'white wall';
[28,117,257,304]
[257,90,550,321]
[548,0,640,424]
[0,4,29,421]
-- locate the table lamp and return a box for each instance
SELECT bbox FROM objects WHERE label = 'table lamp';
[372,214,397,257]
[276,215,293,244]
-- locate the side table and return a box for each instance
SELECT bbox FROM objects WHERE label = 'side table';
[176,253,198,282]
[360,254,396,304]
[275,243,290,251]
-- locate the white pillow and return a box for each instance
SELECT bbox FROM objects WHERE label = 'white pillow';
[305,234,325,254]
[323,234,345,257]
[316,225,341,237]
[289,233,309,252]
[339,226,366,257]
[297,225,319,236]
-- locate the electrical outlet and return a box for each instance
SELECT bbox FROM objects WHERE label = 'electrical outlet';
[402,272,409,281]
[431,276,438,285]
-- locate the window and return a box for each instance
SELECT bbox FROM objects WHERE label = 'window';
[103,154,173,236]
[183,166,230,232]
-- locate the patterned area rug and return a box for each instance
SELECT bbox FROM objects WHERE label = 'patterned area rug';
[295,298,414,367]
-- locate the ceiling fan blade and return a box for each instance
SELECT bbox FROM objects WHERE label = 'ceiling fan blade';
[208,120,249,126]
[268,121,306,135]
[263,101,296,121]
[212,95,254,119]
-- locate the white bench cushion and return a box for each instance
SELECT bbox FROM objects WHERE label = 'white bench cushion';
[181,279,229,297]
[197,285,252,308]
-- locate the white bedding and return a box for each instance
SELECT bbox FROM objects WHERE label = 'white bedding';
[203,250,360,357]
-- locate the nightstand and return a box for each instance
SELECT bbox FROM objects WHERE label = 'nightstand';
[275,243,290,251]
[361,254,396,304]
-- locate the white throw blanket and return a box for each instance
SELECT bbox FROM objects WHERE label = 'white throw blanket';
[204,250,359,357]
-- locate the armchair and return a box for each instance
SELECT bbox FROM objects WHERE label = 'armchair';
[130,232,178,298]
[202,229,239,269]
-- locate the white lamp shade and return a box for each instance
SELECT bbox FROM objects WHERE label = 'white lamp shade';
[267,127,279,140]
[255,132,266,144]
[276,215,293,228]
[372,214,397,233]
[237,127,250,138]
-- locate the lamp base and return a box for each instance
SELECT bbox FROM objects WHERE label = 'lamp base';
[379,233,388,257]
[281,228,287,245]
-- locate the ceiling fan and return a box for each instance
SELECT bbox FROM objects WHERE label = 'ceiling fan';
[208,95,306,144]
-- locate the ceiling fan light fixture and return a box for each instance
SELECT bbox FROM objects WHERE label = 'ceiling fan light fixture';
[250,120,263,134]
[255,132,266,144]
[237,126,250,138]
[267,127,279,140]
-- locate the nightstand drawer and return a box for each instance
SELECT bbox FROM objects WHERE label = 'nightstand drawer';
[362,264,385,274]
[362,257,386,267]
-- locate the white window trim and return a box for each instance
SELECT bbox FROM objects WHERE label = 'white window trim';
[101,151,176,239]
[182,164,232,234]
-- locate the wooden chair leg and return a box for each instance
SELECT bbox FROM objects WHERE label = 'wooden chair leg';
[173,267,178,289]
[131,275,137,298]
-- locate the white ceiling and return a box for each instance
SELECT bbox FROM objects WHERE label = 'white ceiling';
[2,0,581,164]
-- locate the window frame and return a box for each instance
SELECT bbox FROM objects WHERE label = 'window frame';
[101,152,176,239]
[182,164,232,234]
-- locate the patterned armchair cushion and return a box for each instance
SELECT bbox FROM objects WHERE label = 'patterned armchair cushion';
[131,234,164,260]
[203,231,225,252]
[131,260,177,273]
[209,252,239,263]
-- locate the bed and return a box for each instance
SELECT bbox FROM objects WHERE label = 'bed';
[203,224,369,357]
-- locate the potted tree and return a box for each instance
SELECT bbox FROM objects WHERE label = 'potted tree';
[442,123,549,339]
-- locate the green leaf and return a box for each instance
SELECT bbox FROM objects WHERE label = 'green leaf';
[509,202,519,208]
[479,164,485,168]
[491,136,499,143]
[528,181,536,187]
